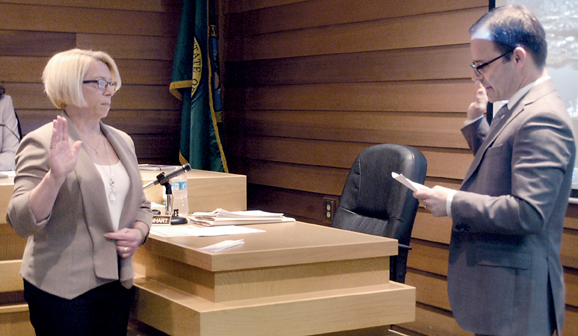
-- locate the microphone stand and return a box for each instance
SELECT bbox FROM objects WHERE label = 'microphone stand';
[148,170,188,225]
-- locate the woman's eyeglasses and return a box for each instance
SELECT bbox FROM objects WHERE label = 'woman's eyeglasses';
[83,79,117,91]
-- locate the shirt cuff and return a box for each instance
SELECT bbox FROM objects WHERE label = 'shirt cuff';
[446,190,457,218]
[464,115,483,126]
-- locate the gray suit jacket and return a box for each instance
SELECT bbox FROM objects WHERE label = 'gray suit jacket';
[449,79,575,335]
[7,115,152,299]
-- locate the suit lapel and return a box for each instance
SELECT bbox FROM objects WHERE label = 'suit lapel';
[66,115,114,230]
[65,115,118,280]
[461,79,557,187]
[101,123,139,230]
[101,124,141,282]
[461,104,518,184]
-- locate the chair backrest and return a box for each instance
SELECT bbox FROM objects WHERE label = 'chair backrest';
[332,144,427,283]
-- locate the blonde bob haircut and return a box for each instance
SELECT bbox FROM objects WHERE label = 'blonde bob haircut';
[42,48,121,109]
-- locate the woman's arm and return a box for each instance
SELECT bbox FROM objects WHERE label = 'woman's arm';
[29,116,82,222]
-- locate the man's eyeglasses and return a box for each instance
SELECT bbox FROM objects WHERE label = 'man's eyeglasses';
[470,50,514,75]
[83,79,117,91]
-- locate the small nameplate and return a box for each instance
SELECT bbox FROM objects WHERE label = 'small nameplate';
[152,215,171,225]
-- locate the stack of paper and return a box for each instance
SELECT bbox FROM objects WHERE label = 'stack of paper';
[188,208,294,226]
[391,172,429,191]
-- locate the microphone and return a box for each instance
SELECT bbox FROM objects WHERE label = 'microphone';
[0,123,20,141]
[143,164,191,189]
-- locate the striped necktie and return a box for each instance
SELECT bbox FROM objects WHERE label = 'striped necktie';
[490,104,508,127]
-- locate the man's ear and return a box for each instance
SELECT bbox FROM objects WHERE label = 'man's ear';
[512,47,527,68]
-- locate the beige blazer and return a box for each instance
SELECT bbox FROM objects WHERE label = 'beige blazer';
[7,115,152,299]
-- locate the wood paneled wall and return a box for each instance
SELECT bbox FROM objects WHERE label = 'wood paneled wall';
[220,0,578,335]
[0,0,183,164]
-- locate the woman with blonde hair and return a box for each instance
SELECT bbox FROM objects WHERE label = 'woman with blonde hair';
[7,48,152,336]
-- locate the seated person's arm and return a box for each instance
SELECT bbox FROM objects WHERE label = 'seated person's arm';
[0,95,20,170]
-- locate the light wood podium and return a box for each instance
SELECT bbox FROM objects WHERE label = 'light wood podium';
[0,168,247,335]
[0,169,416,335]
[132,222,415,335]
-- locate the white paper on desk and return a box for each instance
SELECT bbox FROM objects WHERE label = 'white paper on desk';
[150,225,264,237]
[391,172,429,192]
[198,239,245,252]
[193,208,284,218]
[0,170,15,178]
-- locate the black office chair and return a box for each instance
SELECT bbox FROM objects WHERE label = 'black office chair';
[332,144,427,283]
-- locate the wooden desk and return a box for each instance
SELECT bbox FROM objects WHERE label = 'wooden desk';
[140,168,247,213]
[131,222,415,335]
[0,169,246,335]
[1,170,416,335]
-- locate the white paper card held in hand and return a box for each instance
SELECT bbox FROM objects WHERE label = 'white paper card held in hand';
[392,172,430,191]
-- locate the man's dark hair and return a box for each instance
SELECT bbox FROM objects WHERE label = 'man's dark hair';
[470,5,547,68]
[0,83,4,98]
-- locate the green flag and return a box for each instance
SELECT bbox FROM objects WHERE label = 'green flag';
[170,0,227,172]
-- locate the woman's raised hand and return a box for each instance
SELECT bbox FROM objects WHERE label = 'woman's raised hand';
[49,116,83,181]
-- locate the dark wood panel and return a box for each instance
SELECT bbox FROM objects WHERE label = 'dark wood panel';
[247,184,329,223]
[1,56,47,83]
[407,239,449,277]
[225,45,472,87]
[225,8,485,61]
[0,225,27,260]
[16,110,60,135]
[230,136,369,169]
[6,83,181,110]
[565,204,578,230]
[16,109,180,138]
[225,0,313,14]
[229,159,348,195]
[0,4,178,36]
[220,0,578,333]
[226,0,487,37]
[1,57,173,85]
[16,113,181,164]
[229,135,472,179]
[133,133,180,164]
[112,85,181,110]
[566,268,578,307]
[103,110,181,134]
[77,34,176,61]
[561,228,578,269]
[226,112,471,150]
[396,303,473,336]
[0,31,75,57]
[406,270,450,311]
[0,0,182,12]
[225,81,476,113]
[565,306,578,336]
[412,210,454,245]
[114,59,173,85]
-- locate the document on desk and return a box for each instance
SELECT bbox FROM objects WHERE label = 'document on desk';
[138,164,179,171]
[189,208,295,226]
[392,172,429,192]
[0,170,15,178]
[198,239,245,252]
[150,225,265,237]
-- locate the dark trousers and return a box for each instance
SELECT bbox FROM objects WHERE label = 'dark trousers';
[24,279,133,336]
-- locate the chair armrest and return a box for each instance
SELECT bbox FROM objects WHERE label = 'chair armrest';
[398,243,412,251]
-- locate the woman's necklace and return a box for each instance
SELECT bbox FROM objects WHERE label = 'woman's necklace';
[101,139,117,204]
[82,131,117,204]
[84,132,103,155]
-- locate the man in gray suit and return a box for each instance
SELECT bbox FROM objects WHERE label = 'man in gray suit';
[414,5,575,336]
